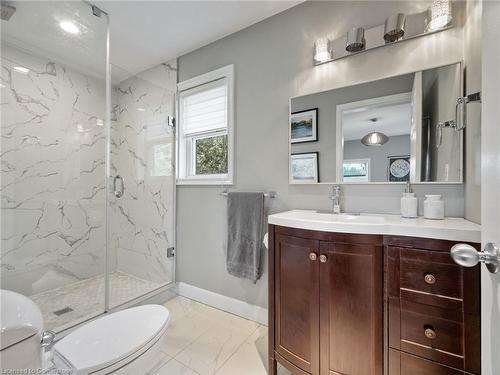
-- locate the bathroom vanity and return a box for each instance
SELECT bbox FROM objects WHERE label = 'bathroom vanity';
[267,211,481,375]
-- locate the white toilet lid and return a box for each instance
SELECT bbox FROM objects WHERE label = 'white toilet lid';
[53,305,169,374]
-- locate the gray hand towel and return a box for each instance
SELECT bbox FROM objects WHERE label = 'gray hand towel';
[226,192,265,283]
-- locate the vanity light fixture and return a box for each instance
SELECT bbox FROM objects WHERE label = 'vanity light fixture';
[313,4,452,66]
[346,27,365,52]
[361,131,389,146]
[59,20,80,35]
[314,38,332,63]
[426,0,452,31]
[384,13,406,43]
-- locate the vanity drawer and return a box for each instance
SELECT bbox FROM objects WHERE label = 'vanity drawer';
[400,302,464,368]
[389,349,468,375]
[400,248,462,304]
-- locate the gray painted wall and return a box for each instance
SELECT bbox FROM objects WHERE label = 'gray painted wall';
[177,1,471,308]
[290,74,413,182]
[344,135,410,182]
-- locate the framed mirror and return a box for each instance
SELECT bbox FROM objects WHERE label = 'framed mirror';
[289,62,463,184]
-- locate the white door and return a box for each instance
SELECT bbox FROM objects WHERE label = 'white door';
[481,2,500,374]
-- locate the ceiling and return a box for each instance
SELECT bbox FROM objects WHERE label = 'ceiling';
[343,100,412,141]
[1,1,301,83]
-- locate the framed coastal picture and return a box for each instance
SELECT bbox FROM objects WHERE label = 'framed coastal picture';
[387,155,410,182]
[290,152,319,183]
[290,108,318,143]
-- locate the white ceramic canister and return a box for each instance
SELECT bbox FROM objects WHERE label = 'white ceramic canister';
[424,194,445,220]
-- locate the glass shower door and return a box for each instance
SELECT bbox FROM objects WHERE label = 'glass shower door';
[0,1,109,331]
[108,62,177,308]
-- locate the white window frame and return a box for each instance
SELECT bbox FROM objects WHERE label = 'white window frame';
[176,65,234,185]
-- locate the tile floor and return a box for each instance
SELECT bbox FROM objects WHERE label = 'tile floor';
[31,272,161,331]
[148,296,292,375]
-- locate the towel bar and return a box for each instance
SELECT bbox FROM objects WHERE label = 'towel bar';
[220,190,276,198]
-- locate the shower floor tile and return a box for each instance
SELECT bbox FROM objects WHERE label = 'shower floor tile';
[30,272,161,332]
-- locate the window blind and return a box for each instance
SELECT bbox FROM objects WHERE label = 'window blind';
[180,78,228,136]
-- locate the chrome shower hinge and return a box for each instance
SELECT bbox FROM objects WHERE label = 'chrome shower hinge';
[167,116,176,128]
[167,247,175,258]
[92,5,103,18]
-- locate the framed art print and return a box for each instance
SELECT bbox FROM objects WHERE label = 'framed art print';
[290,108,318,143]
[290,152,319,183]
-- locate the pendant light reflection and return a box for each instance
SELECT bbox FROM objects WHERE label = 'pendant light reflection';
[361,132,389,146]
[314,38,331,63]
[427,0,452,31]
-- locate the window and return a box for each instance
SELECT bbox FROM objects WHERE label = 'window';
[343,159,371,182]
[177,65,234,184]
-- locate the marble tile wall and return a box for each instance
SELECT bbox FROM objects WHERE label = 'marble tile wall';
[1,42,177,300]
[1,43,107,296]
[110,61,177,294]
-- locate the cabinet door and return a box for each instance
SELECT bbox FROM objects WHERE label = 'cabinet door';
[319,241,383,375]
[275,234,320,374]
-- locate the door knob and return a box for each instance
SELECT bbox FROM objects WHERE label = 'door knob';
[319,254,328,263]
[309,252,318,261]
[451,242,500,274]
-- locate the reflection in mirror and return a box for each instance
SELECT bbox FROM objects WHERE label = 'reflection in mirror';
[289,62,462,184]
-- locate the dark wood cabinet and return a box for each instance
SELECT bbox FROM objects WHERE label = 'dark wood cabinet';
[268,226,481,375]
[269,225,383,375]
[319,241,383,375]
[385,236,481,375]
[274,234,320,374]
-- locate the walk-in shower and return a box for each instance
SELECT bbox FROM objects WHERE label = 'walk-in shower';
[1,1,176,332]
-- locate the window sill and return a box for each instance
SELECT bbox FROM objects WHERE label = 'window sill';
[176,178,233,186]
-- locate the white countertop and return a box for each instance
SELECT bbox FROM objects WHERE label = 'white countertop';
[268,210,481,243]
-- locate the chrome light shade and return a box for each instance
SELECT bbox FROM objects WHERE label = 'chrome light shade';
[314,38,331,63]
[346,27,365,52]
[427,0,452,31]
[384,13,406,43]
[361,132,389,146]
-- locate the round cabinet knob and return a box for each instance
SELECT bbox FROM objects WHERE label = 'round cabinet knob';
[424,328,437,339]
[309,252,318,261]
[424,274,436,285]
[319,254,328,263]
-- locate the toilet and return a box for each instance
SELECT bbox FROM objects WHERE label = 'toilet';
[0,290,170,374]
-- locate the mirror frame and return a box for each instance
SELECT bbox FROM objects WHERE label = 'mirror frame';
[288,61,464,185]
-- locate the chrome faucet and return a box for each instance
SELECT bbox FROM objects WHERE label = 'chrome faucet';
[330,185,342,214]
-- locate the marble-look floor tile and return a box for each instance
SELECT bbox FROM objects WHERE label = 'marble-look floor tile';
[175,318,259,375]
[163,296,212,322]
[144,352,171,375]
[153,359,199,375]
[161,309,215,357]
[215,326,268,375]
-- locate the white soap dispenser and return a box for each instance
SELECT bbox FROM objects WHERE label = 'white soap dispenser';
[401,182,418,218]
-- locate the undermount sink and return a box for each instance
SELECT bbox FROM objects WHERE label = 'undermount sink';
[289,210,385,224]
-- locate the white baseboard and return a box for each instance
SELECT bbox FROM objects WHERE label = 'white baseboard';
[176,282,268,326]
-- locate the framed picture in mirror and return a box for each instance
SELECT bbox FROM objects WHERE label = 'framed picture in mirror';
[290,108,318,143]
[290,152,319,183]
[387,155,410,182]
